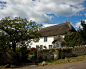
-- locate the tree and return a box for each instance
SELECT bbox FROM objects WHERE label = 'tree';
[0,32,10,51]
[64,32,84,47]
[79,20,86,43]
[0,17,42,52]
[64,20,86,47]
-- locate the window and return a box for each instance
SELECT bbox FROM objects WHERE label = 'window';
[40,45,43,49]
[54,36,57,40]
[29,46,31,50]
[36,45,39,49]
[49,45,52,49]
[44,37,47,42]
[55,43,59,47]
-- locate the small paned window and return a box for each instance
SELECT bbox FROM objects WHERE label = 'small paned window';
[40,45,43,49]
[54,36,57,40]
[44,37,47,42]
[36,45,39,49]
[49,45,52,49]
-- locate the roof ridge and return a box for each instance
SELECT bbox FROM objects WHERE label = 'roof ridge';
[42,21,69,29]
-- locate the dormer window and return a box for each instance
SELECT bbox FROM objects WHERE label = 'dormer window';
[54,36,57,40]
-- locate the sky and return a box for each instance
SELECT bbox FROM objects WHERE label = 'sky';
[0,0,86,30]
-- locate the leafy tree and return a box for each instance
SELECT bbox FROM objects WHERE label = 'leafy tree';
[79,20,86,44]
[0,32,10,51]
[0,16,42,52]
[64,32,84,47]
[64,20,86,47]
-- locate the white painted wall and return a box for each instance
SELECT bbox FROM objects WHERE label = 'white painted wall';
[30,35,65,49]
[16,31,71,49]
[30,36,53,49]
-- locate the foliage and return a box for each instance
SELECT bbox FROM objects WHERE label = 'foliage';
[0,16,42,52]
[64,21,86,47]
[36,54,43,63]
[0,34,10,52]
[79,20,86,44]
[16,46,29,63]
[30,47,36,51]
[31,49,37,60]
[51,49,55,52]
[72,52,76,57]
[44,56,47,61]
[11,52,20,65]
[29,51,33,55]
[61,52,65,59]
[64,32,85,47]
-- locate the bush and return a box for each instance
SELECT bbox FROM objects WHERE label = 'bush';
[44,56,47,61]
[51,49,55,52]
[31,49,37,60]
[61,52,65,59]
[16,46,29,63]
[30,47,36,51]
[72,52,76,57]
[37,55,43,62]
[29,51,33,55]
[11,52,20,65]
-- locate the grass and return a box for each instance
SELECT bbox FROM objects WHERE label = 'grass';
[0,64,17,69]
[45,55,86,66]
[0,55,86,68]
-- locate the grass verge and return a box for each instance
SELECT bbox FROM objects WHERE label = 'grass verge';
[45,55,86,66]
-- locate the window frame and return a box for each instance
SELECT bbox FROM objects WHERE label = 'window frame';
[40,45,43,49]
[49,45,52,49]
[54,36,57,40]
[44,37,47,42]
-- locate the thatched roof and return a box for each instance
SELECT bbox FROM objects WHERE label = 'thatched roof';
[52,36,66,44]
[39,21,76,37]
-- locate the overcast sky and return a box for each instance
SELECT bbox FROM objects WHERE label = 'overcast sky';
[0,0,86,30]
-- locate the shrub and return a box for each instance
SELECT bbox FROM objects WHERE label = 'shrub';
[51,49,55,52]
[29,51,33,55]
[61,52,65,59]
[72,52,76,57]
[11,52,20,65]
[38,55,42,59]
[16,46,29,63]
[44,56,47,61]
[36,54,43,63]
[30,47,36,51]
[31,49,37,60]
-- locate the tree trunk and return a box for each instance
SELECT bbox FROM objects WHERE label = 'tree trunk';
[12,42,16,52]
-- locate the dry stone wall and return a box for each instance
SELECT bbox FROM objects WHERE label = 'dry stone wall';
[37,45,86,61]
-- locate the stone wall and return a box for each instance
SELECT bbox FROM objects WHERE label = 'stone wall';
[0,52,22,65]
[37,45,86,61]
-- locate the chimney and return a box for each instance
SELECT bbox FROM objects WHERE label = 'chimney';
[68,21,70,23]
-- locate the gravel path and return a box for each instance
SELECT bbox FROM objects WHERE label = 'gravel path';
[13,60,86,69]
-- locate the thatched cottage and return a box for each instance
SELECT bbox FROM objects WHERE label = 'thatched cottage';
[28,21,76,49]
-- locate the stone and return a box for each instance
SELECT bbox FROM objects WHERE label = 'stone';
[54,53,58,60]
[65,57,69,62]
[5,64,10,68]
[42,61,46,66]
[85,55,86,58]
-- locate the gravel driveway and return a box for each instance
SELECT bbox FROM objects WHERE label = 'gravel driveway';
[12,60,86,69]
